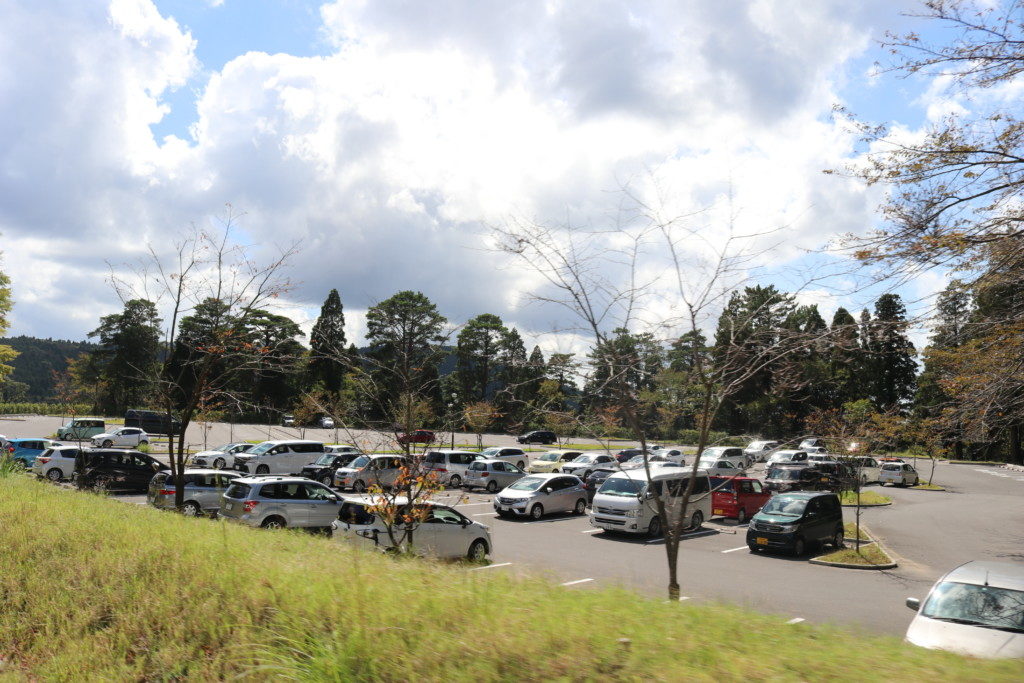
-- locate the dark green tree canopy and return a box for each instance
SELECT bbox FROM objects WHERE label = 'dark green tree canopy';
[309,289,348,393]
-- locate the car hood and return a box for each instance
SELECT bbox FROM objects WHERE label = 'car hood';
[336,466,362,475]
[92,433,115,440]
[906,616,1024,659]
[752,514,801,525]
[497,489,537,500]
[194,450,227,458]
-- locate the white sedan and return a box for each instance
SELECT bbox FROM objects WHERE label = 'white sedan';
[91,427,150,448]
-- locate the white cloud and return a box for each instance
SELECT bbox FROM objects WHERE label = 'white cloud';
[1,0,907,345]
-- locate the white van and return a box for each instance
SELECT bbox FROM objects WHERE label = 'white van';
[589,467,711,536]
[233,440,325,475]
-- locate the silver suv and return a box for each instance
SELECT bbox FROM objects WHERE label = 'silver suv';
[219,476,343,530]
[148,469,242,516]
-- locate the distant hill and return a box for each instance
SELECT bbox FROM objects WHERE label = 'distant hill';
[1,336,96,400]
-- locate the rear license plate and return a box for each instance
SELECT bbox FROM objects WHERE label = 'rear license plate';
[226,502,235,512]
[756,537,768,545]
[713,508,724,515]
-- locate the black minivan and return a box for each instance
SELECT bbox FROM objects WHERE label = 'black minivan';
[75,449,165,492]
[746,491,844,556]
[517,430,556,445]
[125,409,182,436]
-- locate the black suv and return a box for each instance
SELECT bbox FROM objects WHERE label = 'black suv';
[300,453,362,485]
[124,409,182,436]
[517,430,556,445]
[747,491,845,556]
[764,464,832,493]
[75,449,165,492]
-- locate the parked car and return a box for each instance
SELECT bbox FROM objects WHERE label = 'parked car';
[91,427,149,449]
[232,439,325,475]
[798,437,825,450]
[764,464,830,493]
[334,454,407,492]
[710,476,771,524]
[463,459,527,492]
[765,449,809,469]
[880,461,920,487]
[334,497,492,560]
[621,453,675,470]
[325,444,362,456]
[56,418,106,441]
[147,469,242,516]
[654,447,687,463]
[318,416,335,428]
[423,450,484,487]
[0,434,12,455]
[698,446,750,468]
[561,452,617,480]
[743,440,780,463]
[696,456,747,478]
[31,445,81,481]
[300,452,363,485]
[584,467,617,503]
[590,468,711,536]
[124,409,181,436]
[527,450,583,474]
[517,430,556,445]
[478,446,529,469]
[493,473,588,519]
[8,438,63,468]
[806,453,837,465]
[282,414,295,427]
[904,560,1024,659]
[843,456,882,485]
[220,476,343,530]
[74,449,164,492]
[397,429,435,445]
[613,448,646,463]
[190,442,254,470]
[747,491,844,556]
[812,461,856,491]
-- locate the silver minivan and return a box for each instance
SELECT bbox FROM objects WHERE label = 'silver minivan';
[335,454,407,492]
[219,476,343,529]
[590,467,711,536]
[493,473,588,519]
[148,469,242,516]
[423,450,483,487]
[463,459,526,492]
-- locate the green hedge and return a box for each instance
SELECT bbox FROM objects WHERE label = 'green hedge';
[0,402,93,416]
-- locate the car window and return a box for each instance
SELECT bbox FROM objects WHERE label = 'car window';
[339,502,375,525]
[750,480,763,493]
[304,483,334,500]
[470,461,487,471]
[427,507,465,525]
[691,476,710,494]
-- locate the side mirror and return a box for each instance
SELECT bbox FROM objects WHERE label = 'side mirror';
[905,597,920,612]
[543,488,552,494]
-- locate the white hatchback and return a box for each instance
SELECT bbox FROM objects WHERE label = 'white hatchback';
[91,427,149,448]
[32,445,81,481]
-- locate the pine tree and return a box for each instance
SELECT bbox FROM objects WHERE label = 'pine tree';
[308,289,347,393]
[88,299,162,414]
[868,294,917,410]
[827,307,863,408]
[455,313,508,400]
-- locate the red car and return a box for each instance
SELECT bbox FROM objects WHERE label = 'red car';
[397,429,435,445]
[710,476,771,524]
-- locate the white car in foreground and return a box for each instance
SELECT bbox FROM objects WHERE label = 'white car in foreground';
[190,442,254,470]
[91,427,149,448]
[905,561,1024,658]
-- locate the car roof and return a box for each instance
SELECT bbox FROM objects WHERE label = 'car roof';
[428,449,480,455]
[235,475,318,485]
[340,494,448,508]
[474,458,511,465]
[254,439,323,446]
[772,491,835,500]
[163,468,241,476]
[942,561,1024,592]
[608,467,708,481]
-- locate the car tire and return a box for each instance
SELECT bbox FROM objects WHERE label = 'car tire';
[261,517,286,530]
[182,501,201,517]
[46,468,63,482]
[467,539,488,561]
[517,461,525,469]
[449,474,462,488]
[832,530,844,549]
[139,440,148,447]
[255,465,270,475]
[213,458,226,470]
[486,480,498,493]
[530,504,544,520]
[648,515,662,537]
[574,498,587,515]
[748,545,760,553]
[102,440,113,448]
[736,508,747,524]
[792,536,806,557]
[353,480,367,493]
[319,473,333,485]
[685,510,704,532]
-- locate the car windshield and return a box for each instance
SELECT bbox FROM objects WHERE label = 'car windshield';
[698,458,718,468]
[314,454,335,466]
[768,468,803,481]
[247,442,276,456]
[882,464,901,471]
[348,456,370,469]
[921,581,1024,632]
[574,454,597,464]
[539,452,559,462]
[597,477,645,497]
[212,444,235,452]
[508,477,546,491]
[481,448,501,456]
[760,497,807,516]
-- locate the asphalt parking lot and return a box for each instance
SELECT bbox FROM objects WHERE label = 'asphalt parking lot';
[6,413,1024,636]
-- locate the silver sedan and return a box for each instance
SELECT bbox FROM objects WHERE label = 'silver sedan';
[463,459,526,492]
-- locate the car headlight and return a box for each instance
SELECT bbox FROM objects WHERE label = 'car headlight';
[775,523,798,533]
[624,509,641,518]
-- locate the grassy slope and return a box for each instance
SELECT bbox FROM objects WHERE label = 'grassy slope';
[0,476,1021,681]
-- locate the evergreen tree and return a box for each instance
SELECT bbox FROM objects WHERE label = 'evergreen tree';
[455,313,508,400]
[827,307,863,408]
[867,294,917,410]
[88,299,161,414]
[308,289,347,393]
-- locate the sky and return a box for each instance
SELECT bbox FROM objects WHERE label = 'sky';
[0,0,963,351]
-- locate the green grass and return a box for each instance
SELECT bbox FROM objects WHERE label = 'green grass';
[911,483,946,491]
[839,490,892,505]
[817,544,894,566]
[0,475,1021,681]
[945,460,1008,465]
[843,522,871,541]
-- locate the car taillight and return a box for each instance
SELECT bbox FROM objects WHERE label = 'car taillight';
[37,457,50,464]
[435,467,447,472]
[480,472,489,477]
[242,500,258,513]
[159,489,175,496]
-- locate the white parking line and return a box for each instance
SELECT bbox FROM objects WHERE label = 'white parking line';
[561,578,594,587]
[472,512,498,517]
[580,528,602,534]
[722,546,748,553]
[786,617,805,625]
[469,562,512,571]
[454,502,493,507]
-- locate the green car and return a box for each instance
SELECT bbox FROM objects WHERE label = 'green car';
[56,418,106,441]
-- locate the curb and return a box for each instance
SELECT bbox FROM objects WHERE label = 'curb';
[809,557,897,570]
[840,501,891,508]
[908,486,947,492]
[1006,464,1024,473]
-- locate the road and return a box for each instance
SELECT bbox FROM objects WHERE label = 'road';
[6,414,1024,636]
